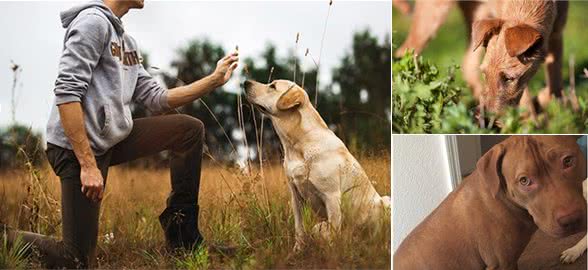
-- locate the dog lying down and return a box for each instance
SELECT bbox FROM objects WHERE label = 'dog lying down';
[560,179,587,264]
[244,79,390,250]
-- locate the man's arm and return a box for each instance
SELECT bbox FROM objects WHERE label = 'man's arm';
[58,102,104,202]
[166,51,239,108]
[53,14,110,202]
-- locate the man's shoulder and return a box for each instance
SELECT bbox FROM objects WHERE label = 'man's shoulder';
[69,8,111,31]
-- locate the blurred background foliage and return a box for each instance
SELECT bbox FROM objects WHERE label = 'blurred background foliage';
[1,29,391,169]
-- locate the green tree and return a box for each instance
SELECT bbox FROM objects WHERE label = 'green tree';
[0,125,44,170]
[163,38,240,160]
[332,30,391,152]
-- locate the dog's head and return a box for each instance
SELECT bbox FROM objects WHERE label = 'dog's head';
[472,19,548,112]
[477,136,587,237]
[243,79,308,116]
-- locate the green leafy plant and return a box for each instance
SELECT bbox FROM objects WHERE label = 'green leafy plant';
[392,51,463,133]
[393,51,588,133]
[0,231,31,269]
[174,245,209,270]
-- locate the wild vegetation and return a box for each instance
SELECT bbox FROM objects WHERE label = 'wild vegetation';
[393,52,588,133]
[0,154,390,269]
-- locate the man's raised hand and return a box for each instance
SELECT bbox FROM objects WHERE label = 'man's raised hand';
[213,51,239,86]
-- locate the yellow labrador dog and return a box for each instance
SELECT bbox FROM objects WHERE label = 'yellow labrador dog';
[560,179,587,264]
[244,79,390,251]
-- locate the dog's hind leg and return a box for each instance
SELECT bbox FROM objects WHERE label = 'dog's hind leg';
[394,0,454,57]
[312,193,342,241]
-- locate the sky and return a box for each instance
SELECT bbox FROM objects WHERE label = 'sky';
[0,0,391,136]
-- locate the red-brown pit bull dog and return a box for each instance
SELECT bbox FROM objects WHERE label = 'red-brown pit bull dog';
[394,136,587,270]
[395,0,568,114]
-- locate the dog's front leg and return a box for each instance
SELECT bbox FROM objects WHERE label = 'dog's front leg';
[459,0,490,100]
[394,0,454,57]
[519,87,537,119]
[539,2,567,108]
[538,31,564,108]
[319,192,342,238]
[561,179,588,264]
[560,234,587,264]
[288,181,305,252]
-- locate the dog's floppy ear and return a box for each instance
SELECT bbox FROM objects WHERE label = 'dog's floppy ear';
[277,88,305,111]
[476,144,506,198]
[472,19,503,51]
[504,24,543,57]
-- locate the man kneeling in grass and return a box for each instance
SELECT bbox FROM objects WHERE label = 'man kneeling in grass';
[1,0,238,268]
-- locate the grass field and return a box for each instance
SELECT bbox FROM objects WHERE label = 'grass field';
[0,154,391,269]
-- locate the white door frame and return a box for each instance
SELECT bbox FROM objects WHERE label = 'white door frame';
[444,135,462,190]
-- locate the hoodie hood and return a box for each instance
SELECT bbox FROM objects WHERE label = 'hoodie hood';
[60,0,124,34]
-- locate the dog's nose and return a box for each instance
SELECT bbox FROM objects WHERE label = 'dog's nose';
[243,80,253,89]
[556,209,584,231]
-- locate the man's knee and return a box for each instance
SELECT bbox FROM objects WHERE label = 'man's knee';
[177,115,205,143]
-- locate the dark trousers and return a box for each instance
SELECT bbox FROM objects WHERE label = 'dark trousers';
[7,114,205,268]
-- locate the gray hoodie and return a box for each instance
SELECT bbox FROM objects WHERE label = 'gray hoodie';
[46,0,170,156]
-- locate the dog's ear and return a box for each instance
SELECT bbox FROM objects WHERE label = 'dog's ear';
[277,88,305,111]
[472,19,503,51]
[504,24,543,57]
[476,144,506,198]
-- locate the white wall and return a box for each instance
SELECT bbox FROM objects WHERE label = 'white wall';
[392,135,453,252]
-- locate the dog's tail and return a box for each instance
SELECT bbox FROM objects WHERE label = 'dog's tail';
[381,195,391,210]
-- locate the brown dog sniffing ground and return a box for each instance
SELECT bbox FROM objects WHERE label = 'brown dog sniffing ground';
[395,0,568,114]
[394,136,587,270]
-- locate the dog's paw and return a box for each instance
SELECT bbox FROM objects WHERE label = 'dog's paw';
[537,87,555,109]
[312,221,332,240]
[293,240,304,253]
[560,246,585,264]
[382,196,391,209]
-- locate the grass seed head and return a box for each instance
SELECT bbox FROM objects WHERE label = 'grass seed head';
[243,63,250,75]
[10,60,19,72]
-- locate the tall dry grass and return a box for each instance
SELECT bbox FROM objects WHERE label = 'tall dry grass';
[0,153,390,269]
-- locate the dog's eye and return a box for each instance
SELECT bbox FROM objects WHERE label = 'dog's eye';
[519,176,532,186]
[502,74,516,84]
[269,84,276,90]
[563,156,574,168]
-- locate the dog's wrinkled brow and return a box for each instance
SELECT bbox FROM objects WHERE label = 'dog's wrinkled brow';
[286,83,296,91]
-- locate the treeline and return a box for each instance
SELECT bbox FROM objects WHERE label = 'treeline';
[0,29,391,169]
